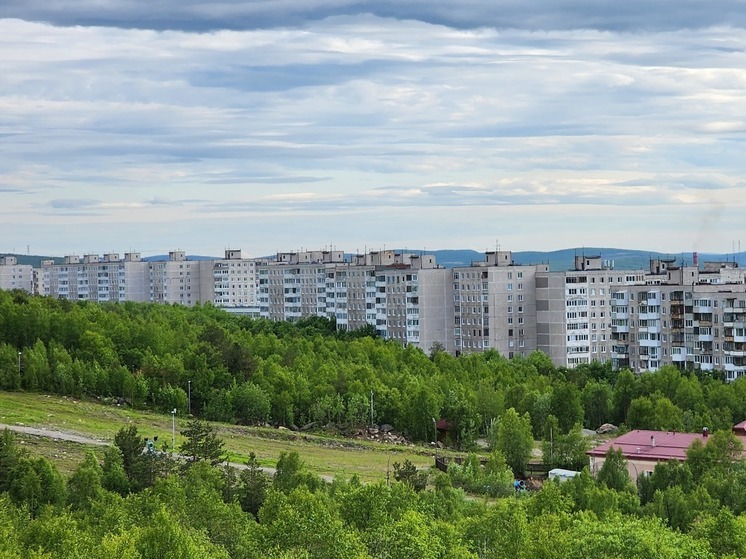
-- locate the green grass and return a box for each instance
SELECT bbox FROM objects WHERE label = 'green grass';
[0,391,453,482]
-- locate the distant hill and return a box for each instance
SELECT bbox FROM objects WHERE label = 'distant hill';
[3,249,744,272]
[404,248,746,271]
[141,255,218,262]
[0,254,62,267]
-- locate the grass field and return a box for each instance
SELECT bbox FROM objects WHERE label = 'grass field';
[0,391,455,481]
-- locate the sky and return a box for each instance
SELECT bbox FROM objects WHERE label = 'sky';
[2,1,746,258]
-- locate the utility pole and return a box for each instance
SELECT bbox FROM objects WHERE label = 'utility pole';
[369,390,374,426]
[171,409,177,453]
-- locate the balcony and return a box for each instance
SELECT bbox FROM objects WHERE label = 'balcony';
[638,311,661,320]
[612,324,630,334]
[672,349,686,362]
[724,306,746,314]
[639,338,661,347]
[698,334,714,342]
[611,311,629,320]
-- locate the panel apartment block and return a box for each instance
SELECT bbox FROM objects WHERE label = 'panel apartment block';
[0,256,34,293]
[453,251,548,358]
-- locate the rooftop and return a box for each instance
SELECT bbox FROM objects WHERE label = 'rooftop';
[587,430,709,462]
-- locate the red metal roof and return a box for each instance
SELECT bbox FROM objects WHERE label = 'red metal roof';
[587,430,708,462]
[733,420,746,435]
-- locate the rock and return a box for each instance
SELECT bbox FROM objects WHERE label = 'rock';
[290,424,299,431]
[300,422,316,432]
[278,426,289,431]
[368,428,379,435]
[380,424,394,433]
[597,423,619,434]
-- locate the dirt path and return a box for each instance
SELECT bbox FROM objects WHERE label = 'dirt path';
[0,423,110,446]
[0,422,341,480]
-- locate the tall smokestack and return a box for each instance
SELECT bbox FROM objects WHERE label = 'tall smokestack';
[693,252,699,268]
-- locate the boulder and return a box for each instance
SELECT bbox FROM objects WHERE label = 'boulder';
[597,423,619,435]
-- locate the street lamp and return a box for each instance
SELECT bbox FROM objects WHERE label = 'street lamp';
[17,351,21,376]
[171,408,177,453]
[188,380,191,415]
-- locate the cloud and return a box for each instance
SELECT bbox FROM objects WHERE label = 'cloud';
[49,199,100,210]
[2,14,746,256]
[4,1,746,32]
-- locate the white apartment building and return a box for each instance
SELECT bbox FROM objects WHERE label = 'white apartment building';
[537,254,746,379]
[11,244,746,380]
[257,249,453,353]
[40,253,149,302]
[0,256,33,293]
[204,250,258,309]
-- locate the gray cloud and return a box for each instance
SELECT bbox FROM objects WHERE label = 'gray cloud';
[2,13,746,256]
[49,199,100,209]
[4,1,746,32]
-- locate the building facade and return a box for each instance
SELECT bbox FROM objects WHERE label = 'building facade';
[0,256,34,293]
[7,246,746,380]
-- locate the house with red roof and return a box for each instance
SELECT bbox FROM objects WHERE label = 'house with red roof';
[587,428,712,482]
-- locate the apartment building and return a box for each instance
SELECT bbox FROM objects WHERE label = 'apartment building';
[0,256,33,293]
[537,256,647,368]
[204,249,258,309]
[537,254,746,378]
[11,244,746,380]
[452,251,548,358]
[257,249,453,354]
[40,253,149,302]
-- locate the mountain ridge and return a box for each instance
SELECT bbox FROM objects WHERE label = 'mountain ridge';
[3,248,744,272]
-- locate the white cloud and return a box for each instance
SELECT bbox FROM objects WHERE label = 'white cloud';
[1,13,746,256]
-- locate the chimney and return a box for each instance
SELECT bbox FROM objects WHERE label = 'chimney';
[693,251,699,268]
[650,435,655,448]
[703,427,709,438]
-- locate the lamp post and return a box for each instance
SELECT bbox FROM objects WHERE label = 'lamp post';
[17,351,21,376]
[171,408,177,453]
[432,417,437,445]
[188,380,191,415]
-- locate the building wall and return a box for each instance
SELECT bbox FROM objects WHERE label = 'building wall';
[0,256,33,293]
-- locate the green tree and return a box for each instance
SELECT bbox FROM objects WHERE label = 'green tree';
[393,459,429,492]
[179,419,226,466]
[596,447,632,491]
[582,381,612,430]
[67,450,104,511]
[541,417,589,471]
[549,383,583,434]
[238,452,269,517]
[491,407,534,476]
[102,446,130,495]
[273,451,322,494]
[231,382,271,424]
[0,429,24,492]
[612,369,637,424]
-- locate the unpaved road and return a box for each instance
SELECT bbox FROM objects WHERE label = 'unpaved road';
[0,422,340,480]
[0,423,109,446]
